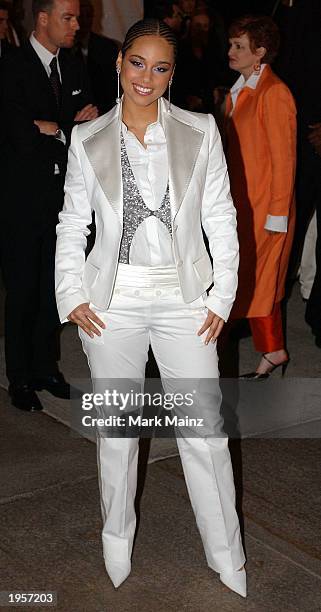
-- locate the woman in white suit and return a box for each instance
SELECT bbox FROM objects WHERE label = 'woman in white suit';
[55,18,246,597]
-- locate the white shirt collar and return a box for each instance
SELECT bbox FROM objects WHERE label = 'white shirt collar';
[121,98,166,145]
[30,31,60,68]
[231,63,267,95]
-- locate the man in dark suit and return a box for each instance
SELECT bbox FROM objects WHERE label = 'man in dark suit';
[0,0,98,411]
[73,0,119,115]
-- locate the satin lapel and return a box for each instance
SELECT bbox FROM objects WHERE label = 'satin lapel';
[83,114,122,221]
[160,100,204,215]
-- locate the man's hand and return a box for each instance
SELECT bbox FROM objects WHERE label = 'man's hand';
[308,123,321,157]
[67,302,106,338]
[34,120,59,136]
[197,309,224,344]
[74,104,99,122]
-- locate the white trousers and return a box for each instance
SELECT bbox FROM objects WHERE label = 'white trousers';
[79,264,245,574]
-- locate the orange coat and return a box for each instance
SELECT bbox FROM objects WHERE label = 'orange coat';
[225,65,296,318]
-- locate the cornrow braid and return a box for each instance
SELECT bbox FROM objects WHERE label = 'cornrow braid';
[121,18,178,61]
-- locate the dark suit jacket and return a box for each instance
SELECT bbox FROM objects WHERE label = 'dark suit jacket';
[0,39,13,59]
[274,0,321,129]
[75,32,119,115]
[0,41,92,223]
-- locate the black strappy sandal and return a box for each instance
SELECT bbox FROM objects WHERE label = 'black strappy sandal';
[239,352,290,380]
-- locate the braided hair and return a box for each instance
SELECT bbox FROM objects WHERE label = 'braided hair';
[121,18,178,61]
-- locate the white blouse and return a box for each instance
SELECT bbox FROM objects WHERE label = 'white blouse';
[121,119,175,266]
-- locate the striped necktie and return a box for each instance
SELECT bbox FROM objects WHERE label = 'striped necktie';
[49,57,62,108]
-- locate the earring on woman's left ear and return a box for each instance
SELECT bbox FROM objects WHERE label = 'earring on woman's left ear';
[167,78,173,113]
[254,62,261,74]
[116,65,121,104]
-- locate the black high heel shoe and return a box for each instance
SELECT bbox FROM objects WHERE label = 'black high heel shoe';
[239,353,290,380]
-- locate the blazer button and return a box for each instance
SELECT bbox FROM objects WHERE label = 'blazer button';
[177,260,183,267]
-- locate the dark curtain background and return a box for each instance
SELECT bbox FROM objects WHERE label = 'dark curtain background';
[144,0,279,23]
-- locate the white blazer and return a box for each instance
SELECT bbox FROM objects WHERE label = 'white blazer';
[55,97,239,323]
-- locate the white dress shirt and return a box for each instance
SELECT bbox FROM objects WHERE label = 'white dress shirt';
[230,64,287,233]
[30,33,66,174]
[30,32,62,79]
[230,64,267,109]
[121,119,175,266]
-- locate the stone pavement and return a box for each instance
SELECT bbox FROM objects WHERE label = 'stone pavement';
[0,278,321,611]
[1,386,321,612]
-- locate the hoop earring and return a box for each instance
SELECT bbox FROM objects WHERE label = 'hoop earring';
[167,78,173,113]
[253,62,261,74]
[116,65,121,104]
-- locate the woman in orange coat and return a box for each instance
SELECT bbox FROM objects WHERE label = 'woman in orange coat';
[225,15,296,378]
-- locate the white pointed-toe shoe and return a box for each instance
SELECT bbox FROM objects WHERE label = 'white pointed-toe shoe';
[105,558,131,589]
[219,567,247,598]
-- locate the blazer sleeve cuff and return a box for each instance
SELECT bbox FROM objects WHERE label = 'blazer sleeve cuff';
[203,293,233,322]
[264,214,288,232]
[56,291,89,324]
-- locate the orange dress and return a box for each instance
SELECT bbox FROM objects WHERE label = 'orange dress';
[225,65,297,318]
